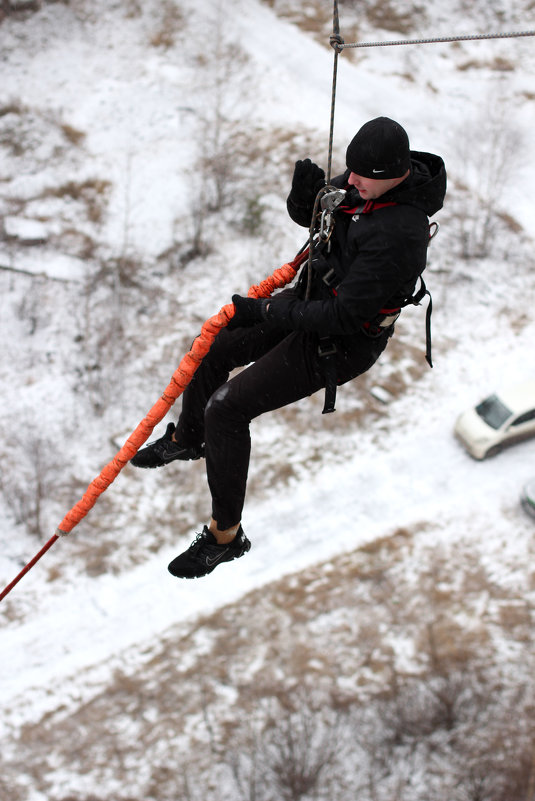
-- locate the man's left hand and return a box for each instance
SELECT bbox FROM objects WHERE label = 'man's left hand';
[227,295,268,330]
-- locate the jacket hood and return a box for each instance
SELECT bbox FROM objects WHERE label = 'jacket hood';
[387,151,446,217]
[343,150,446,218]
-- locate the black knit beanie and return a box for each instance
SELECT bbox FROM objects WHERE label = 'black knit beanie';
[346,117,410,179]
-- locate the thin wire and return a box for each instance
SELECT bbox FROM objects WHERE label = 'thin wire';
[303,0,343,299]
[326,48,339,185]
[326,0,343,183]
[339,30,535,49]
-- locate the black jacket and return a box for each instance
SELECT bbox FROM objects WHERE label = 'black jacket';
[265,151,447,337]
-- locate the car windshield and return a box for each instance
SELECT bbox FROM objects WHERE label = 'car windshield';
[476,394,513,430]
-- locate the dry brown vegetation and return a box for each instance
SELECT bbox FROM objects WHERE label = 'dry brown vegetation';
[149,0,185,49]
[2,527,535,800]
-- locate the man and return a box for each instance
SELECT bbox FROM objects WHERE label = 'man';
[132,116,447,579]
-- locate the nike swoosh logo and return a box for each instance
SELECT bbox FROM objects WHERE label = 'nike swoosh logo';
[205,548,230,567]
[372,169,385,174]
[161,448,181,462]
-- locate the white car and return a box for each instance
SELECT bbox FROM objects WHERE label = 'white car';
[454,379,535,460]
[521,479,535,520]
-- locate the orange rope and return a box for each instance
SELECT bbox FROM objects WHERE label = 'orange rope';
[0,250,308,602]
[56,253,307,535]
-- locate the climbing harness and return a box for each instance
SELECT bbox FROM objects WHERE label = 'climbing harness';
[314,195,439,413]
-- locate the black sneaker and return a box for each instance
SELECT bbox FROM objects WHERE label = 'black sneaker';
[168,525,251,579]
[131,423,204,468]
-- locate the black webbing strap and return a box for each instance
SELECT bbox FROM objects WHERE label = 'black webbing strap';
[423,289,433,368]
[317,337,338,414]
[408,276,433,368]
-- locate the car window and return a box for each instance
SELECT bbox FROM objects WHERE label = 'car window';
[511,408,535,427]
[476,394,512,429]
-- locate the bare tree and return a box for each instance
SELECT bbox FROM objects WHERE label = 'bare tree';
[0,427,64,538]
[191,3,253,213]
[226,689,347,801]
[450,99,525,259]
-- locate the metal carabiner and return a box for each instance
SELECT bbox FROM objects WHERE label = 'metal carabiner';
[319,209,333,240]
[318,188,346,241]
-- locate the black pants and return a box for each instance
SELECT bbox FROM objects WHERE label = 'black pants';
[174,318,390,529]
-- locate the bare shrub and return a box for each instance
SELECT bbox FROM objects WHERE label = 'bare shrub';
[0,99,25,117]
[239,195,267,236]
[226,689,348,801]
[192,7,253,213]
[378,667,487,751]
[449,694,535,801]
[149,0,184,48]
[0,427,65,538]
[364,0,424,34]
[123,0,142,18]
[73,261,129,416]
[158,197,213,270]
[278,0,333,43]
[52,226,97,259]
[264,701,341,799]
[40,178,111,224]
[60,121,86,145]
[457,56,515,72]
[1,0,41,16]
[449,102,525,259]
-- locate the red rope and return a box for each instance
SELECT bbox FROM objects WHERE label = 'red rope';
[0,251,308,602]
[0,534,59,602]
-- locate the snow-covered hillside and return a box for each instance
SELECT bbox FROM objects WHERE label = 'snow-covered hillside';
[1,1,535,799]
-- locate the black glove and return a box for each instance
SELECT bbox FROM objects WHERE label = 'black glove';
[227,294,268,330]
[289,158,326,207]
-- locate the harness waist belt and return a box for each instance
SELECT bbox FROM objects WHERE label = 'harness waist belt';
[362,307,401,336]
